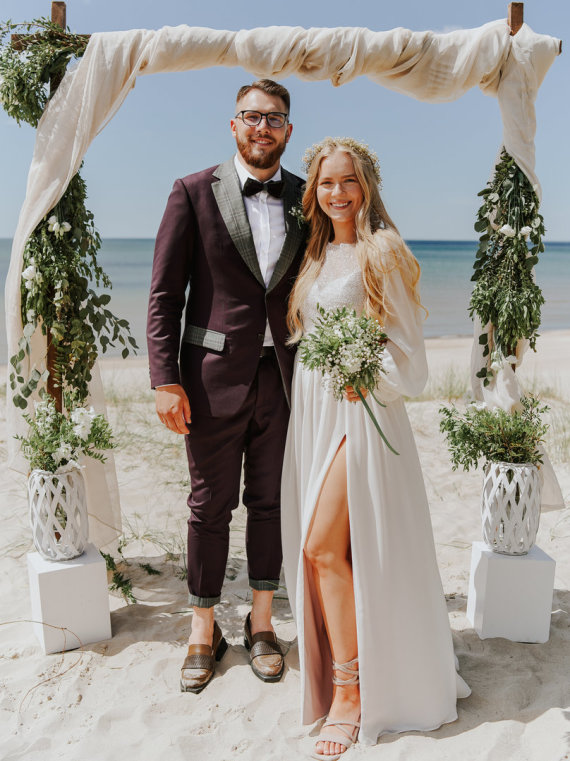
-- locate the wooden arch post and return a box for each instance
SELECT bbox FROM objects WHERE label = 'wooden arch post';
[46,2,67,410]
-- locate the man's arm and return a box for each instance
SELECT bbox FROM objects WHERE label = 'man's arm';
[147,179,195,432]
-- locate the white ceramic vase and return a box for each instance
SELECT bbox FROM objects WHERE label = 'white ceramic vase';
[481,461,542,555]
[28,466,89,561]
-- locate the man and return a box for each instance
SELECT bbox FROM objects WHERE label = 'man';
[147,79,305,692]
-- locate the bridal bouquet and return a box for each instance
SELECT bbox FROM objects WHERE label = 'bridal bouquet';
[298,306,399,454]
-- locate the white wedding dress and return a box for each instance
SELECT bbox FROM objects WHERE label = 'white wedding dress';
[281,236,470,746]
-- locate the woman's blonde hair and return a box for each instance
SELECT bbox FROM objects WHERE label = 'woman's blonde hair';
[287,137,425,343]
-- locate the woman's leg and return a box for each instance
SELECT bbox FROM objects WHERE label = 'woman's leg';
[305,438,360,757]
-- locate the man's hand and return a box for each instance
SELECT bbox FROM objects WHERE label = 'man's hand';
[155,384,191,434]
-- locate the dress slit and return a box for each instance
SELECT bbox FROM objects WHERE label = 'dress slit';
[300,432,353,722]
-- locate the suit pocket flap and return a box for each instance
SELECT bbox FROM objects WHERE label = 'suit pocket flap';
[183,324,226,352]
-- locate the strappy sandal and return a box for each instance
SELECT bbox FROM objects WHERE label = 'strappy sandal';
[312,657,360,760]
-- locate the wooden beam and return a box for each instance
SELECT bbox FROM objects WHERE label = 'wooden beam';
[49,2,67,95]
[51,1,66,29]
[47,1,68,411]
[508,2,524,36]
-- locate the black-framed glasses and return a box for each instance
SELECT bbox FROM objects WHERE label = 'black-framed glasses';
[234,110,289,128]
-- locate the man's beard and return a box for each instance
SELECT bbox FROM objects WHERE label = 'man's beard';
[236,132,287,169]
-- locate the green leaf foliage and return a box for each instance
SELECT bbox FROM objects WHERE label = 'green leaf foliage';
[439,395,549,471]
[469,150,546,381]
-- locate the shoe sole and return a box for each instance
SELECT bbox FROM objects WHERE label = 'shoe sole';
[243,636,284,683]
[180,636,228,693]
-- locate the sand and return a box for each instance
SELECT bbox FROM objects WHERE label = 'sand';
[1,333,569,761]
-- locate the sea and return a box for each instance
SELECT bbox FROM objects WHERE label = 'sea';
[0,238,568,364]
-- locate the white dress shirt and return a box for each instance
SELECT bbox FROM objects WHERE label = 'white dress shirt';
[234,155,287,346]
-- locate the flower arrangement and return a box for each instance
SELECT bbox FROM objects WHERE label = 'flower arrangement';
[470,149,545,386]
[1,18,137,410]
[298,305,398,454]
[302,137,382,186]
[17,396,115,473]
[438,395,549,471]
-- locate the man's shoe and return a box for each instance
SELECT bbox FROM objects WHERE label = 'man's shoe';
[243,612,284,682]
[180,620,228,693]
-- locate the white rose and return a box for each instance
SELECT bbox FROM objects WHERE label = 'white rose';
[519,226,532,238]
[488,192,499,203]
[491,359,502,372]
[498,224,516,238]
[22,265,36,282]
[343,358,363,374]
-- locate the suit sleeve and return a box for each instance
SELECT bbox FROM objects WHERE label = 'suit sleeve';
[146,179,194,388]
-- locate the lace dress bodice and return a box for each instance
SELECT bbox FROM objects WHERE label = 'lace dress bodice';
[302,242,366,333]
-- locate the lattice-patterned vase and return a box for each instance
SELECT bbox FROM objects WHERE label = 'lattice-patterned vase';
[481,462,541,555]
[28,467,89,561]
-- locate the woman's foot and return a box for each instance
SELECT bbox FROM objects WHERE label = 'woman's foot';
[314,658,360,759]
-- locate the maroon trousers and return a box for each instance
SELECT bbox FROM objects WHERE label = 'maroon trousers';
[184,351,290,607]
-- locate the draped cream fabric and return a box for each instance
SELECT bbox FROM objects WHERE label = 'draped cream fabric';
[4,19,562,545]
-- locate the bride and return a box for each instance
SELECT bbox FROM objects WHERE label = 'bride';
[281,137,469,759]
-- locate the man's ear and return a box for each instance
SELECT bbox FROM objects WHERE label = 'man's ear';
[285,123,293,143]
[230,118,237,138]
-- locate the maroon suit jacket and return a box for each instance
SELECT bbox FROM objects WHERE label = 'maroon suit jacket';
[147,158,306,417]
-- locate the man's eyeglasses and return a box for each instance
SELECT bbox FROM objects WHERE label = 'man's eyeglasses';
[235,110,289,129]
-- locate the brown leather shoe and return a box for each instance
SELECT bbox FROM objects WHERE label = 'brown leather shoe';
[243,612,284,682]
[180,620,228,693]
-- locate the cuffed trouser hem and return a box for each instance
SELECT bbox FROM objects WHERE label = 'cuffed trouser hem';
[249,578,280,592]
[188,594,221,608]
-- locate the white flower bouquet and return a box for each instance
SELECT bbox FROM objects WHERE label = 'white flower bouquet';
[298,305,398,455]
[16,395,115,473]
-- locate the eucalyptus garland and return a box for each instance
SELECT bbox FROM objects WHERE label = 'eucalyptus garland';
[470,149,545,386]
[1,18,137,410]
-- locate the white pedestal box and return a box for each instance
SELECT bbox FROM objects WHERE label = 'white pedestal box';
[467,541,555,643]
[27,542,112,654]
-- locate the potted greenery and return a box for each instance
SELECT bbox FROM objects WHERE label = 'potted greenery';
[439,395,549,555]
[17,396,114,561]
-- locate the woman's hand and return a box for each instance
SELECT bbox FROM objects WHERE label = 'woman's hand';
[344,386,367,403]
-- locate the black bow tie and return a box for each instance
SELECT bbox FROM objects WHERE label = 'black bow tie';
[243,177,284,198]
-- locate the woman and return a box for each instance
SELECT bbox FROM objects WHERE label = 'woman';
[281,137,469,759]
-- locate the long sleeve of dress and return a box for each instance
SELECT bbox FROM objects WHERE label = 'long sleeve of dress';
[375,260,428,402]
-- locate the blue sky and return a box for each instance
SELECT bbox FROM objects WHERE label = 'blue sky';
[0,0,568,240]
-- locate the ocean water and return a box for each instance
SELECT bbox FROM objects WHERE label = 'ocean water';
[0,238,568,364]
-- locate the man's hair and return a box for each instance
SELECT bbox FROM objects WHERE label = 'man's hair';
[236,79,290,114]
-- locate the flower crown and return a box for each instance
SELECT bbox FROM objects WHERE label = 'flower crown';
[302,137,382,186]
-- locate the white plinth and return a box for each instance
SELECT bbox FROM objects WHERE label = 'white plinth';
[27,542,112,654]
[467,541,555,643]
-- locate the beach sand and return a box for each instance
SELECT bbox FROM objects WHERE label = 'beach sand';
[1,333,569,761]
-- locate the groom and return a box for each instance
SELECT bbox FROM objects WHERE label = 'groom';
[147,79,305,692]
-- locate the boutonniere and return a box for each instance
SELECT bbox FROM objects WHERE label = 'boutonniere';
[289,201,307,228]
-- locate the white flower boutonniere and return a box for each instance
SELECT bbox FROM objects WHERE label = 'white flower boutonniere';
[289,201,306,228]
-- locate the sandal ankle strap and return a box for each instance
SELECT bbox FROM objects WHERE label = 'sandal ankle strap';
[332,656,359,685]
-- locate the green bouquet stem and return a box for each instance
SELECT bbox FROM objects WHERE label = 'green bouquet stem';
[356,388,399,456]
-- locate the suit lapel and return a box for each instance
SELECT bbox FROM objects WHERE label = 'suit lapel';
[267,168,305,293]
[212,159,264,287]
